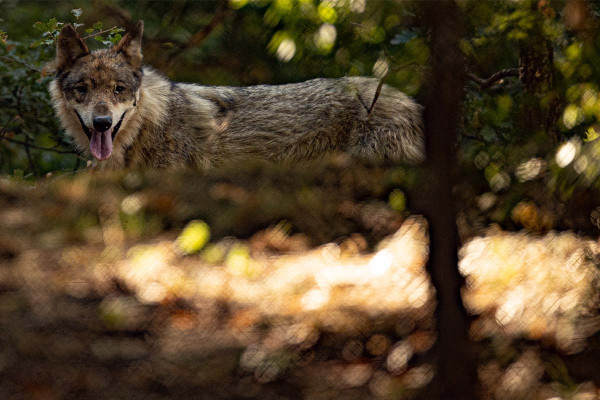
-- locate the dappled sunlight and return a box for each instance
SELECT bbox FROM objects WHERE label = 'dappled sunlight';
[515,157,545,182]
[113,217,431,322]
[556,138,581,168]
[460,230,600,353]
[1,165,599,397]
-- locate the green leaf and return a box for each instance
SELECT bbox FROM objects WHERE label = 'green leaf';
[585,127,599,142]
[33,22,45,32]
[481,126,497,142]
[85,28,94,34]
[388,189,406,212]
[47,18,58,32]
[226,244,252,276]
[390,30,417,45]
[177,220,210,254]
[94,35,104,42]
[93,21,103,30]
[110,33,122,44]
[11,169,24,181]
[202,244,226,264]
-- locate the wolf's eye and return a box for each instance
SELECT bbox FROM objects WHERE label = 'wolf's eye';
[115,85,126,94]
[75,86,87,94]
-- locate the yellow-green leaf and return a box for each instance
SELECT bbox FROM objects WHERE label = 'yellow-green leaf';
[177,220,210,254]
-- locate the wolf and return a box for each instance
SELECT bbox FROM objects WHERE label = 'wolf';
[50,21,424,169]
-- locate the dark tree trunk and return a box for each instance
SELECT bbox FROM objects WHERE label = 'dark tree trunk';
[418,1,479,398]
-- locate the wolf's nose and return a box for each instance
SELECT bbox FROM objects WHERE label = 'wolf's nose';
[93,116,112,132]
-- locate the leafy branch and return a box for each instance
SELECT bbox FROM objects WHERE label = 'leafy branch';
[32,11,125,48]
[82,26,119,41]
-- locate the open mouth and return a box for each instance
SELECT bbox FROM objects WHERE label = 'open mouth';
[75,111,127,161]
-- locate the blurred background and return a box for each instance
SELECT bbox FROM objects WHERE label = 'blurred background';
[1,0,600,399]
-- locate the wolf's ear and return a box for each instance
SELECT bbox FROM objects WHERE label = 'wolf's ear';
[55,24,89,72]
[114,20,144,69]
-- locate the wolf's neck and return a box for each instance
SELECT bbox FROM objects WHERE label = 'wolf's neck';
[116,67,172,168]
[137,67,171,132]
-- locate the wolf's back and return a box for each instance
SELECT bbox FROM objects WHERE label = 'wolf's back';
[200,77,424,164]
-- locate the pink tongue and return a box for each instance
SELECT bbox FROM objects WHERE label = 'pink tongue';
[90,130,113,160]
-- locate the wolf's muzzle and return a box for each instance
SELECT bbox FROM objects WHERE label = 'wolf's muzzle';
[112,110,127,140]
[74,110,91,139]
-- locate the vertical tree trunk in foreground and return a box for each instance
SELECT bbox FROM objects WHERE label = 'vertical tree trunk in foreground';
[420,1,478,398]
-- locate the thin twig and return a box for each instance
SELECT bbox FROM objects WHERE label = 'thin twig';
[382,48,423,72]
[391,61,423,73]
[46,29,56,42]
[23,136,39,177]
[368,79,384,115]
[98,4,132,27]
[81,26,118,41]
[0,55,43,73]
[461,133,486,142]
[2,136,83,156]
[0,116,19,139]
[467,68,520,89]
[164,0,229,65]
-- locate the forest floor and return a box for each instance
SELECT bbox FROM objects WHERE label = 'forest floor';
[0,160,599,399]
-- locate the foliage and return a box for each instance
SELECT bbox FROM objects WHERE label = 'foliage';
[458,0,600,232]
[177,219,211,254]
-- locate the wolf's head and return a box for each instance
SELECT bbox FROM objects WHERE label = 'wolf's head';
[50,21,144,161]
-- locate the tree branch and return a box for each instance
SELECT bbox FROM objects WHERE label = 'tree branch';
[164,0,229,65]
[23,136,39,177]
[467,67,520,89]
[2,136,83,157]
[461,133,486,142]
[97,4,132,27]
[81,26,118,41]
[0,116,20,139]
[0,55,43,73]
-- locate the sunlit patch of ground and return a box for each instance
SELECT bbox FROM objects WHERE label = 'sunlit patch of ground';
[0,168,599,398]
[461,230,600,353]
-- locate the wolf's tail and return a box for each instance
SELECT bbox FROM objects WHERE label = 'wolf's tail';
[345,77,425,164]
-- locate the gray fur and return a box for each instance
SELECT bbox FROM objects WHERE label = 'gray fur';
[129,72,424,168]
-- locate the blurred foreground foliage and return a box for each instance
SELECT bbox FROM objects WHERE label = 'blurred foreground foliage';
[0,162,598,398]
